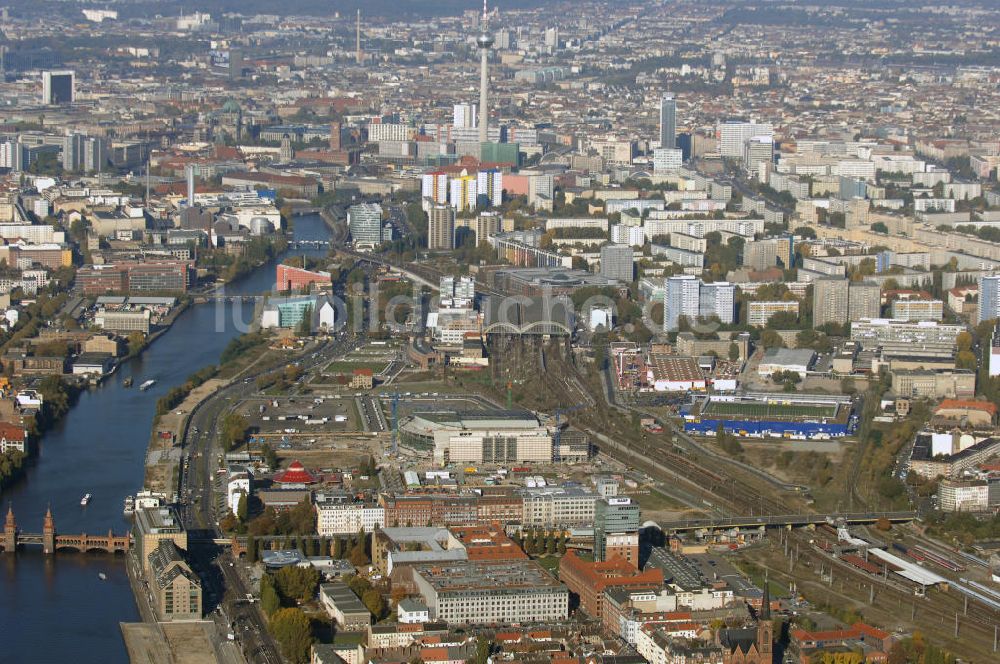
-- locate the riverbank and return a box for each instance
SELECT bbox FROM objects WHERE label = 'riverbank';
[0,214,335,664]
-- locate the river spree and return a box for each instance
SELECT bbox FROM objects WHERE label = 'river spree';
[0,215,332,664]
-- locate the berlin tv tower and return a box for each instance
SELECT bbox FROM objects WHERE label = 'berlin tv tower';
[476,0,494,145]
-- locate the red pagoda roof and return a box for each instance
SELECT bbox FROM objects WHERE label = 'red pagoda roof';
[274,460,316,485]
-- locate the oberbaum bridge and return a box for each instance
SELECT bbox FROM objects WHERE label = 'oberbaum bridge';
[1,505,130,555]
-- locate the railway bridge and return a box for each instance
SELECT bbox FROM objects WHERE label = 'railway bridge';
[1,506,131,555]
[654,511,917,533]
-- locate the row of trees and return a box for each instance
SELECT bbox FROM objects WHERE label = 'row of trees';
[0,450,26,492]
[511,528,569,556]
[156,365,218,417]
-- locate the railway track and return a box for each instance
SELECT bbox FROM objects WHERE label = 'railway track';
[786,531,1000,656]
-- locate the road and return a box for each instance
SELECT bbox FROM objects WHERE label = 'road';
[174,333,359,664]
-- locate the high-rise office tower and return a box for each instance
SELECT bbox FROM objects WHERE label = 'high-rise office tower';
[476,0,494,146]
[594,497,640,566]
[848,281,881,322]
[348,203,385,247]
[979,275,1000,324]
[744,136,774,176]
[600,244,634,282]
[428,205,456,250]
[659,93,677,150]
[186,164,197,206]
[42,70,75,105]
[813,278,850,327]
[453,103,477,129]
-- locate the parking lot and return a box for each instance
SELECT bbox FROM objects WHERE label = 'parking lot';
[232,395,362,439]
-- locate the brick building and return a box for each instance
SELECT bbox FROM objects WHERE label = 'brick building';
[558,550,664,619]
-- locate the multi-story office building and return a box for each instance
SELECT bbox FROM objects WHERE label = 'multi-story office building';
[94,308,151,334]
[428,205,456,250]
[412,560,569,624]
[851,318,965,348]
[315,493,385,536]
[453,103,477,128]
[366,122,412,142]
[659,94,677,149]
[521,487,598,528]
[440,275,476,304]
[812,278,850,327]
[748,300,799,327]
[892,299,944,322]
[527,173,554,207]
[653,148,683,172]
[718,121,773,159]
[433,423,553,466]
[979,275,1000,323]
[348,203,386,247]
[848,281,881,322]
[594,497,641,566]
[663,276,736,330]
[744,136,774,175]
[600,244,634,282]
[42,70,75,105]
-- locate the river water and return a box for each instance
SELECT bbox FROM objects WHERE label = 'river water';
[0,215,332,664]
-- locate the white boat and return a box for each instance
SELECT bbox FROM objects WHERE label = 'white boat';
[123,495,135,515]
[139,380,156,391]
[81,493,92,506]
[98,572,107,581]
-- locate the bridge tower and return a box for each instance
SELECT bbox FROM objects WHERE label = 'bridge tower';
[42,506,55,554]
[3,504,16,553]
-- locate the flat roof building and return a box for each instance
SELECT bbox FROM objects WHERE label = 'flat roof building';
[412,560,569,625]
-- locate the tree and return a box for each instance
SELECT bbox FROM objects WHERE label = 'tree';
[237,493,248,522]
[274,565,321,602]
[956,350,977,370]
[349,531,370,567]
[362,588,386,619]
[126,331,147,357]
[261,575,281,615]
[728,343,740,362]
[760,329,785,349]
[221,412,249,451]
[247,534,258,563]
[268,607,313,664]
[296,305,313,337]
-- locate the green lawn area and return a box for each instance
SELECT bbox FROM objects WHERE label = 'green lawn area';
[534,555,562,574]
[631,487,689,513]
[702,401,838,420]
[333,631,366,647]
[326,360,388,373]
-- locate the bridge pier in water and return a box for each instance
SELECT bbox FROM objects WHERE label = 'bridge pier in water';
[2,505,130,555]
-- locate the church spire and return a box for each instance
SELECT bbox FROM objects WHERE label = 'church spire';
[760,579,771,620]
